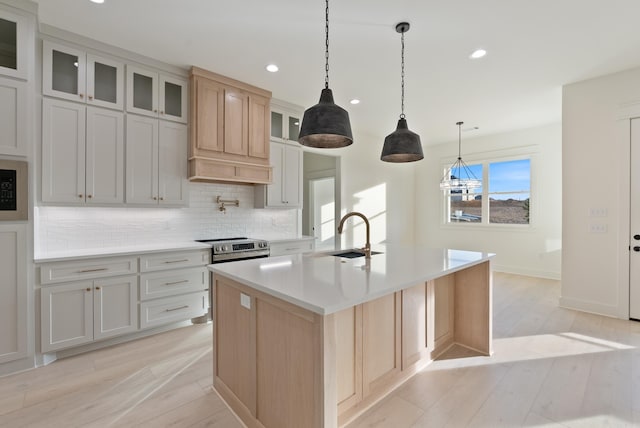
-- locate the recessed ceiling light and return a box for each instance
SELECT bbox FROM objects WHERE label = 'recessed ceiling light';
[469,49,487,59]
[350,99,360,105]
[266,64,279,73]
[90,0,105,3]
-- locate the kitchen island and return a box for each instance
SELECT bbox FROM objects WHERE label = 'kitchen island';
[208,245,494,428]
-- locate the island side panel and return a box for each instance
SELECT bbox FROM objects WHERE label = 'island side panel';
[453,260,492,355]
[335,305,362,414]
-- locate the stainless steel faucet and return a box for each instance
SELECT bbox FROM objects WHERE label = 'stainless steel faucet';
[337,212,371,259]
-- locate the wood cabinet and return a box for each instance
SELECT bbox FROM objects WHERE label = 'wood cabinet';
[43,40,125,110]
[41,275,138,352]
[42,98,124,205]
[125,114,187,206]
[254,141,302,208]
[188,66,272,184]
[0,225,27,364]
[126,64,187,123]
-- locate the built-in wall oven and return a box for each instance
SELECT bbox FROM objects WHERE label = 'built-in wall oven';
[192,237,270,322]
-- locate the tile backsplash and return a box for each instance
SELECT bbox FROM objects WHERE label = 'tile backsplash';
[35,182,298,254]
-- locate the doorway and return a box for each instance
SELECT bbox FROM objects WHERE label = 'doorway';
[631,118,640,319]
[303,152,340,251]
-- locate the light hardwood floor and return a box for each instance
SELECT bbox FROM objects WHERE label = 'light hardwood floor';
[2,273,640,427]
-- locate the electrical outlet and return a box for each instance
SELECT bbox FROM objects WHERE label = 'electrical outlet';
[240,293,251,309]
[589,223,608,233]
[589,208,608,217]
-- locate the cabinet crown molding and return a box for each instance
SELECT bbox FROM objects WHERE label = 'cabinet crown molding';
[190,66,271,98]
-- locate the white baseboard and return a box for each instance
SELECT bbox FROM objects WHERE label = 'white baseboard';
[559,296,624,319]
[492,264,561,281]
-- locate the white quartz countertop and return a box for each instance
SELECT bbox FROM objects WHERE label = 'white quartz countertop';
[35,242,212,263]
[209,244,494,315]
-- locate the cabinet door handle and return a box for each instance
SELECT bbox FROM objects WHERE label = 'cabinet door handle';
[86,288,91,292]
[165,305,189,312]
[153,109,158,113]
[160,111,164,115]
[88,95,93,100]
[153,196,158,200]
[79,93,84,99]
[78,268,108,273]
[159,197,164,201]
[163,259,189,264]
[78,194,83,198]
[95,286,100,290]
[165,280,189,286]
[87,194,93,199]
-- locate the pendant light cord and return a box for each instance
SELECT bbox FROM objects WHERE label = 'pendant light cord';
[457,121,463,160]
[400,30,405,118]
[325,0,330,89]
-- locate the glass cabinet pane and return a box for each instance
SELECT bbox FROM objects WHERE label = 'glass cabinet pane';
[52,49,79,95]
[288,116,300,141]
[93,61,117,104]
[164,81,182,117]
[271,111,283,139]
[133,72,153,111]
[0,18,17,70]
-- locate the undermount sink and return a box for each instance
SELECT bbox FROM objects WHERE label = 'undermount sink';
[331,250,383,259]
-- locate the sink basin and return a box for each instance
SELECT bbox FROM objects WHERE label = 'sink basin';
[332,250,382,259]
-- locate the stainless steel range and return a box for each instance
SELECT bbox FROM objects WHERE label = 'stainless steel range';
[197,237,270,263]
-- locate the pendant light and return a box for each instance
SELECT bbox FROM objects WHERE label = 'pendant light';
[298,0,353,148]
[439,121,481,190]
[381,22,424,163]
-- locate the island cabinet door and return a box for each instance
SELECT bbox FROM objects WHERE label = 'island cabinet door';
[335,306,362,414]
[362,292,402,398]
[401,282,434,370]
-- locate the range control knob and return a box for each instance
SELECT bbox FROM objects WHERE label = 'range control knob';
[216,246,223,252]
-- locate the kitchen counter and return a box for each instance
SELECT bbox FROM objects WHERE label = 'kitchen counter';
[34,241,212,263]
[209,244,494,428]
[209,244,493,314]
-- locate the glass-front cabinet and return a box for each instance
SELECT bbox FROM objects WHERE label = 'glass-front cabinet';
[126,65,187,123]
[0,8,30,80]
[270,101,301,143]
[43,40,124,110]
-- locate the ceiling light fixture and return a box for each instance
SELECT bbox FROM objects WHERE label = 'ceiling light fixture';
[470,49,487,59]
[266,64,279,72]
[440,121,481,191]
[90,0,105,4]
[298,0,353,148]
[381,22,423,163]
[350,99,361,105]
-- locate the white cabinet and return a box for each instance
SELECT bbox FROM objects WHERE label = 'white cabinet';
[43,40,124,110]
[42,98,124,204]
[41,275,138,352]
[125,114,187,206]
[0,224,27,364]
[126,64,187,123]
[255,141,302,208]
[0,7,33,80]
[270,101,301,143]
[268,237,315,257]
[0,76,26,156]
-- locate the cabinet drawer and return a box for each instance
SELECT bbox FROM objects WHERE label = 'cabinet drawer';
[140,291,208,329]
[269,240,315,257]
[140,267,209,300]
[140,250,209,272]
[40,257,138,285]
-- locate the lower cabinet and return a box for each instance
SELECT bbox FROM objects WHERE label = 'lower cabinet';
[41,275,138,352]
[140,291,208,329]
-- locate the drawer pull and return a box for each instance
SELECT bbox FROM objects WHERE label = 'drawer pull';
[165,280,189,286]
[163,259,189,264]
[165,305,189,312]
[78,268,108,273]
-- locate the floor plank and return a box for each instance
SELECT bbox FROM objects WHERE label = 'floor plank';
[1,273,640,427]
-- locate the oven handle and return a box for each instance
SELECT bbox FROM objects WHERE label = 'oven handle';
[211,251,270,263]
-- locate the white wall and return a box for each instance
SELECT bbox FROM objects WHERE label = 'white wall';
[415,123,562,279]
[332,130,417,248]
[35,182,298,255]
[561,67,640,318]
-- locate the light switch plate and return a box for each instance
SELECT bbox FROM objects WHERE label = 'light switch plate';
[240,293,251,309]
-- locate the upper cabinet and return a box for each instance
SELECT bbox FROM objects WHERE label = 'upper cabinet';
[270,101,301,144]
[126,65,187,123]
[0,7,33,81]
[43,40,124,110]
[188,66,272,184]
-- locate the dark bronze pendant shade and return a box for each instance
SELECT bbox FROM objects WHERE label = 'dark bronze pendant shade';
[381,117,423,162]
[381,21,424,163]
[298,88,353,148]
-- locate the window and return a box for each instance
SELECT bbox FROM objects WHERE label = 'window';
[445,157,531,225]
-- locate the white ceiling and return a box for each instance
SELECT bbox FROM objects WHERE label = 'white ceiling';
[33,0,640,145]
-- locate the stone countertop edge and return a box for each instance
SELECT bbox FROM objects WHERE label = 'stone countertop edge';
[34,242,213,263]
